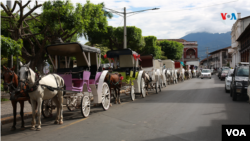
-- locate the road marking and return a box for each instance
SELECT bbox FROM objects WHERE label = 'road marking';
[57,118,88,129]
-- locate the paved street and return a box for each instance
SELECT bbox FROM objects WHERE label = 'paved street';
[1,75,250,141]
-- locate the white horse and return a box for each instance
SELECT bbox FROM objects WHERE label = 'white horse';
[165,69,171,85]
[19,62,65,130]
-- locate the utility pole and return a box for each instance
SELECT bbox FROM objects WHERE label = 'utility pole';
[124,7,126,49]
[103,7,159,49]
[7,0,13,69]
[206,47,209,69]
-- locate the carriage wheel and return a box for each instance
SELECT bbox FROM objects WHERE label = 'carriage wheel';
[130,85,135,101]
[81,96,90,118]
[141,78,146,98]
[42,99,55,118]
[101,82,110,111]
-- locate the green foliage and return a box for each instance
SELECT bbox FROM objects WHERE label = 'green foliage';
[143,36,162,59]
[1,83,3,91]
[85,42,109,63]
[158,40,184,60]
[1,35,23,58]
[1,98,9,101]
[87,26,145,51]
[40,0,108,40]
[1,10,12,37]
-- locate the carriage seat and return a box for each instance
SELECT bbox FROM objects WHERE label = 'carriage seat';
[57,67,88,79]
[113,67,139,77]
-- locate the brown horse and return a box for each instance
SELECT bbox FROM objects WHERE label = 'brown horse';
[104,73,122,104]
[2,66,30,131]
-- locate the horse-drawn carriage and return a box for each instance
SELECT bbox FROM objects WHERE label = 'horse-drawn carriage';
[162,60,178,84]
[140,55,162,93]
[174,61,185,82]
[105,49,147,102]
[43,42,111,118]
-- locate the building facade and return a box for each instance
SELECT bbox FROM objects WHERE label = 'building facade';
[238,23,250,62]
[209,46,231,69]
[230,13,250,67]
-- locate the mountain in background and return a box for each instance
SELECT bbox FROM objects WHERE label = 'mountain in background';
[181,32,231,60]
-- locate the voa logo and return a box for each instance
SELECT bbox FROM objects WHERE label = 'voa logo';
[220,8,238,25]
[226,129,246,136]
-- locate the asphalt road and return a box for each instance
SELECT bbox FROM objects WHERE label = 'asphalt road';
[1,74,250,141]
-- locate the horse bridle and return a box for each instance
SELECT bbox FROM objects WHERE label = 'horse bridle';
[2,68,17,90]
[19,66,31,84]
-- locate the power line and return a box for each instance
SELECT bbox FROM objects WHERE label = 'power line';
[141,0,238,14]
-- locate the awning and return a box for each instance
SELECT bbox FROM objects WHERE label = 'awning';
[185,61,199,66]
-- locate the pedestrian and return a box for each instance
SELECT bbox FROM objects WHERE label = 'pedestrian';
[163,64,166,69]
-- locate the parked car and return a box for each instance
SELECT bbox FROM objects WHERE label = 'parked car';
[230,65,249,101]
[225,69,234,93]
[218,67,230,79]
[200,69,211,79]
[210,69,214,75]
[220,70,229,81]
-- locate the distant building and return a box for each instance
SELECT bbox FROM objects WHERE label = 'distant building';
[200,56,212,69]
[209,46,231,69]
[157,39,199,65]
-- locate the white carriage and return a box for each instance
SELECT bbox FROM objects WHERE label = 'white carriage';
[162,60,178,84]
[106,49,147,101]
[174,61,185,82]
[42,43,111,118]
[140,55,162,93]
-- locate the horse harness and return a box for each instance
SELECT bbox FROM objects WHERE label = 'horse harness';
[20,66,63,93]
[106,73,121,89]
[2,68,17,91]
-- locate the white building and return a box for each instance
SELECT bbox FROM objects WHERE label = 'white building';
[230,13,250,67]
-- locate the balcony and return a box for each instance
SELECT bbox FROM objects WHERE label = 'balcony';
[186,55,195,59]
[231,42,238,49]
[228,48,234,54]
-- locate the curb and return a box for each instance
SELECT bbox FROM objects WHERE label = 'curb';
[1,112,33,125]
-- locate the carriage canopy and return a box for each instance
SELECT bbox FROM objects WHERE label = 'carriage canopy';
[45,42,101,56]
[45,42,101,69]
[140,55,153,67]
[106,48,138,58]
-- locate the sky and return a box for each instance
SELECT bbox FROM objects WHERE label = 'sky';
[1,0,250,45]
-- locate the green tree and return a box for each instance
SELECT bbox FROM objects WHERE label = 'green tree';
[1,0,109,72]
[158,40,184,60]
[143,36,162,59]
[1,35,23,58]
[85,42,110,63]
[87,26,145,52]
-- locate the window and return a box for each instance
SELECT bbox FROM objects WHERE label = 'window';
[236,67,249,77]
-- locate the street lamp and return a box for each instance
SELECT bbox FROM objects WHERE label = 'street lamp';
[104,7,160,49]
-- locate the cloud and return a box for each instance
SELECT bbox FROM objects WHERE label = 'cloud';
[2,0,250,41]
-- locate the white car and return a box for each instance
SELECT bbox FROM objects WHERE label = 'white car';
[200,69,211,79]
[224,69,234,93]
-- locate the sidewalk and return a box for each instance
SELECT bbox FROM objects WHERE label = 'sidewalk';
[1,92,33,125]
[1,92,68,125]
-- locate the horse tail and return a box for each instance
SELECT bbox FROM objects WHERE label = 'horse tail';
[60,79,66,96]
